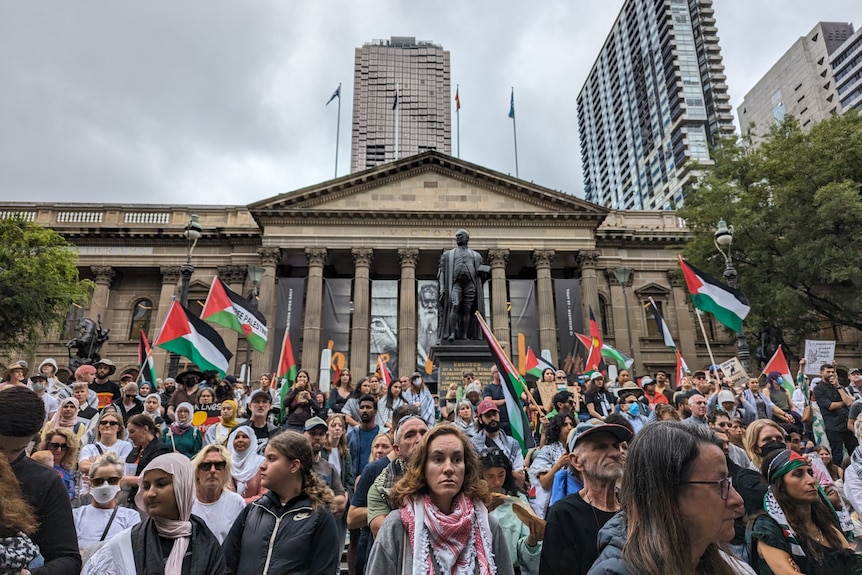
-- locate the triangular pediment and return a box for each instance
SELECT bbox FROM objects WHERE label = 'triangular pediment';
[250,152,607,221]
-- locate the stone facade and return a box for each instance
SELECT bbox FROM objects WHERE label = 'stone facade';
[5,152,752,384]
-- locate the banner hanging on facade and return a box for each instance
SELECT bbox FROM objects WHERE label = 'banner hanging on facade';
[554,278,583,375]
[270,278,306,374]
[321,278,352,380]
[417,280,439,380]
[508,279,539,371]
[370,280,399,377]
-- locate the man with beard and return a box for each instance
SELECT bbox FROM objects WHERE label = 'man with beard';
[483,365,511,433]
[347,394,379,477]
[304,417,347,517]
[167,370,203,421]
[471,399,525,483]
[540,421,633,575]
[91,359,121,408]
[367,412,430,537]
[159,377,176,415]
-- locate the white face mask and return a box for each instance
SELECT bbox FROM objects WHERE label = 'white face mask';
[90,483,121,504]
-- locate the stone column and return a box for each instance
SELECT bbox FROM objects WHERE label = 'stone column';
[607,270,641,375]
[301,248,328,385]
[89,266,116,328]
[532,250,558,365]
[487,249,510,347]
[217,265,247,375]
[251,248,280,381]
[577,250,601,332]
[153,266,182,378]
[398,249,419,377]
[667,270,699,374]
[350,248,374,378]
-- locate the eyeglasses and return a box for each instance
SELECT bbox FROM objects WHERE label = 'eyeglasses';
[90,476,121,487]
[99,420,119,427]
[125,394,137,399]
[682,476,734,500]
[199,461,227,471]
[623,400,638,404]
[47,442,69,451]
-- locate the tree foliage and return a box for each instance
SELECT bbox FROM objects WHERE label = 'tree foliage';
[0,217,93,355]
[680,113,862,343]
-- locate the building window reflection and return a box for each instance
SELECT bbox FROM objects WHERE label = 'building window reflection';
[129,298,154,340]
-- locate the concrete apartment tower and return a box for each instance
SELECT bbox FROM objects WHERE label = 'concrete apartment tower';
[577,0,734,210]
[351,36,451,173]
[831,26,862,113]
[738,22,853,136]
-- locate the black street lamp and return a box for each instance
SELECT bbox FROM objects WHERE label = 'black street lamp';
[714,218,750,372]
[168,215,203,377]
[243,265,265,385]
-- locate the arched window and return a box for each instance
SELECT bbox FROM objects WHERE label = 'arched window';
[598,294,612,336]
[129,298,154,340]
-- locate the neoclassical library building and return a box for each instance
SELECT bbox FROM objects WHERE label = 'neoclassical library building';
[4,152,766,386]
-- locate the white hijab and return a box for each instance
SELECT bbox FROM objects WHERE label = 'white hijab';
[227,425,264,496]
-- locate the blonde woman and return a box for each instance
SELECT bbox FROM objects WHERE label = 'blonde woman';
[40,427,80,500]
[78,411,132,475]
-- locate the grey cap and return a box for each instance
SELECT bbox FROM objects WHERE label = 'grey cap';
[303,416,328,432]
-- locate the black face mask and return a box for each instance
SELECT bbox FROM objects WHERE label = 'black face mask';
[760,439,787,458]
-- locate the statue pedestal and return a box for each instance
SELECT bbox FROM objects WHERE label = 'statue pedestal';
[430,341,494,395]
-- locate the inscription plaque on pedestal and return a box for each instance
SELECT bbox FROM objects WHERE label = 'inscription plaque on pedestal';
[430,342,493,395]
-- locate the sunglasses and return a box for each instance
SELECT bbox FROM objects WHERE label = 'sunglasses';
[99,420,120,427]
[199,461,227,471]
[125,394,137,399]
[47,442,69,451]
[90,476,121,487]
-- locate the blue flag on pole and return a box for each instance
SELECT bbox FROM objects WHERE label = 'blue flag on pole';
[326,84,340,106]
[508,89,515,119]
[392,90,399,111]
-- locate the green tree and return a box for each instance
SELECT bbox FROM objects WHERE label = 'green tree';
[680,113,862,343]
[0,217,93,355]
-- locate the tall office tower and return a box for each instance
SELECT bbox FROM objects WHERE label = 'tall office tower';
[351,36,451,173]
[831,26,862,113]
[577,0,734,210]
[738,22,853,136]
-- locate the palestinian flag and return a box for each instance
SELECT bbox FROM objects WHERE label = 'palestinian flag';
[201,276,268,353]
[647,296,675,348]
[525,347,555,378]
[155,300,233,377]
[675,349,690,385]
[678,256,750,332]
[138,329,157,384]
[276,327,298,425]
[575,334,633,370]
[475,312,535,455]
[762,346,795,396]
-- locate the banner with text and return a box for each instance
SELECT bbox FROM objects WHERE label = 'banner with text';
[554,278,583,375]
[270,278,306,374]
[804,340,836,375]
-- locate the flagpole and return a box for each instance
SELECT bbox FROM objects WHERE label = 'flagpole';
[510,87,519,178]
[334,82,341,178]
[394,82,400,161]
[695,309,720,381]
[456,83,460,159]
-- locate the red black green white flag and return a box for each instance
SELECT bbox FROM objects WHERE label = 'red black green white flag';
[525,347,555,378]
[377,355,392,388]
[155,299,233,377]
[201,276,268,353]
[276,326,298,424]
[475,312,535,455]
[678,256,750,332]
[138,329,157,385]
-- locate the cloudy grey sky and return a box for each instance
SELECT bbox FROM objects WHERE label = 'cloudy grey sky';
[1,1,860,206]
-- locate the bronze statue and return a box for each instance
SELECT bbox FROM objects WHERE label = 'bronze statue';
[66,314,110,371]
[437,230,489,342]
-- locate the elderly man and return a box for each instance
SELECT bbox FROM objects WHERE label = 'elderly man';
[540,421,633,575]
[191,444,246,544]
[244,390,278,453]
[684,393,709,426]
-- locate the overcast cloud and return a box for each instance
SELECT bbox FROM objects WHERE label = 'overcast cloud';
[1,1,860,206]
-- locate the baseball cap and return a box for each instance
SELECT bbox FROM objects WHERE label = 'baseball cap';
[717,389,735,404]
[850,368,860,375]
[477,399,499,415]
[693,371,707,378]
[224,375,238,384]
[640,376,655,387]
[303,416,328,431]
[590,372,604,381]
[567,421,633,452]
[250,390,272,403]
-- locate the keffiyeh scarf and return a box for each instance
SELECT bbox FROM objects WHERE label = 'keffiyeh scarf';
[399,493,496,575]
[0,531,39,572]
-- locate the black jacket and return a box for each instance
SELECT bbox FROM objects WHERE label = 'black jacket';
[223,490,339,575]
[126,438,172,506]
[587,512,634,575]
[131,515,226,575]
[11,452,82,575]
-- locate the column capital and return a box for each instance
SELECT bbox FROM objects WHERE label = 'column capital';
[217,264,247,284]
[160,265,182,284]
[90,266,116,287]
[577,250,600,270]
[258,247,282,267]
[666,269,682,287]
[487,249,510,268]
[531,249,555,269]
[305,247,328,268]
[397,248,419,268]
[352,248,374,268]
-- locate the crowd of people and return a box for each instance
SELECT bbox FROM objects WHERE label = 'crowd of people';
[2,355,862,574]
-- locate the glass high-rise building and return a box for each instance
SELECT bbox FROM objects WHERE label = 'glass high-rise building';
[351,36,451,173]
[577,0,734,210]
